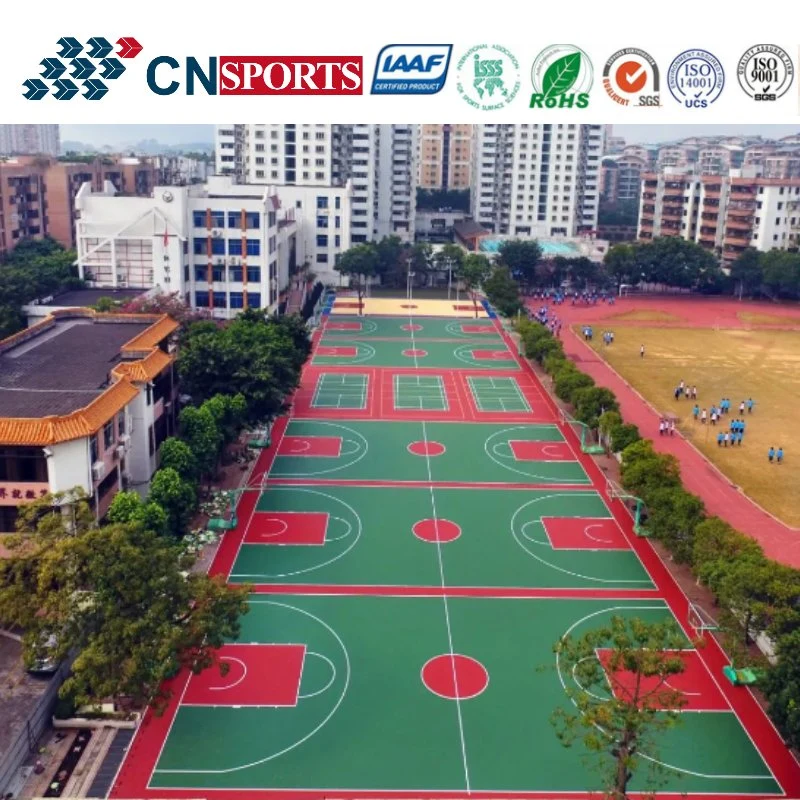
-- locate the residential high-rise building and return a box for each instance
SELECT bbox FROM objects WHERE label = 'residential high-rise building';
[0,125,60,157]
[601,154,649,204]
[470,124,603,237]
[418,125,472,191]
[215,124,418,243]
[638,168,800,266]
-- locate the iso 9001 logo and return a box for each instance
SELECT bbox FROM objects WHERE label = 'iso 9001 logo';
[737,45,794,101]
[667,49,724,108]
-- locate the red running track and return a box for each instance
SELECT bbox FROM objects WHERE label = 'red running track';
[525,297,800,567]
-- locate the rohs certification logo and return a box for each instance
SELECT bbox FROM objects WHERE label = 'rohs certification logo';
[737,44,793,101]
[530,45,592,109]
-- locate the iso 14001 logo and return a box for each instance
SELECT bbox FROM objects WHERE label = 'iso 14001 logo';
[667,49,724,108]
[737,45,794,101]
[456,45,521,110]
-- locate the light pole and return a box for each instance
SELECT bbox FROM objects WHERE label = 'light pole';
[406,257,413,301]
[446,257,453,300]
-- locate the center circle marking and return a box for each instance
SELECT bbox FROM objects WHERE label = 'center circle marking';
[401,323,423,331]
[413,518,462,543]
[407,440,446,457]
[421,654,489,700]
[402,348,428,357]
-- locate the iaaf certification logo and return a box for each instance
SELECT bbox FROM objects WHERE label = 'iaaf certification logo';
[23,38,363,98]
[23,36,142,100]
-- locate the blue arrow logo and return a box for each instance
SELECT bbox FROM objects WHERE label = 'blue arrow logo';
[99,57,125,80]
[40,57,66,80]
[56,36,82,58]
[82,78,108,100]
[53,78,79,100]
[22,78,49,100]
[86,36,113,58]
[70,58,95,80]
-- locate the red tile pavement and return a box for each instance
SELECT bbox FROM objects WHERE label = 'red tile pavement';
[527,297,800,568]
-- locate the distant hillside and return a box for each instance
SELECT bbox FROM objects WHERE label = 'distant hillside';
[61,139,214,156]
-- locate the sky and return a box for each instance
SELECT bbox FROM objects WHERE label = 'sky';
[60,123,800,149]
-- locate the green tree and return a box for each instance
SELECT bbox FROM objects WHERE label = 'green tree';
[459,254,491,318]
[644,487,705,564]
[334,244,379,305]
[107,490,169,537]
[564,256,598,290]
[762,630,800,748]
[551,616,689,800]
[158,437,200,482]
[620,440,682,499]
[692,517,763,576]
[761,250,800,298]
[415,187,470,211]
[374,236,405,287]
[604,244,638,286]
[482,265,523,317]
[177,313,307,423]
[93,296,120,312]
[0,497,249,709]
[572,386,619,429]
[609,423,640,454]
[554,368,595,404]
[433,243,465,280]
[149,468,197,538]
[497,239,542,288]
[729,248,763,298]
[179,406,222,478]
[202,394,248,446]
[636,237,722,289]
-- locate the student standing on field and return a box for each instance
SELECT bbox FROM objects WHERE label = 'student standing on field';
[691,385,697,400]
[777,447,784,464]
[640,344,645,358]
[768,446,775,463]
[693,404,700,421]
[717,431,724,447]
[701,408,707,424]
[739,400,745,414]
[747,398,754,413]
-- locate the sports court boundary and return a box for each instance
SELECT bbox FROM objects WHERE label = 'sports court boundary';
[108,309,800,800]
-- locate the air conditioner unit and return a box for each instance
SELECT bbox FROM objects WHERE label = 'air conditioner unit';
[211,229,223,238]
[114,445,125,459]
[118,277,127,286]
[119,433,131,447]
[91,461,105,481]
[167,341,177,354]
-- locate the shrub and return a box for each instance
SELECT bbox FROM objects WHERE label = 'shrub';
[572,386,619,429]
[554,369,594,404]
[645,486,705,564]
[610,423,640,453]
[620,440,682,499]
[693,517,763,575]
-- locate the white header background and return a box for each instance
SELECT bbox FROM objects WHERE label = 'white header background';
[1,0,798,124]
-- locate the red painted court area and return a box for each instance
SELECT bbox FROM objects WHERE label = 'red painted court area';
[510,440,573,461]
[245,512,329,546]
[543,517,629,551]
[462,324,495,334]
[316,345,358,357]
[472,349,515,361]
[183,644,305,707]
[278,435,342,457]
[326,321,363,331]
[596,648,728,711]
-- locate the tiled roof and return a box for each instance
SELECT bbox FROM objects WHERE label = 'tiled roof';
[0,379,139,446]
[113,349,173,382]
[121,316,179,352]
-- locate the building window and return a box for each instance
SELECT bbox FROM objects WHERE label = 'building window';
[209,210,225,227]
[335,215,341,228]
[316,196,329,209]
[246,239,260,256]
[230,292,244,308]
[103,420,115,449]
[247,292,261,308]
[316,234,328,247]
[230,267,243,281]
[117,413,126,437]
[195,290,210,307]
[316,253,329,263]
[213,291,227,307]
[192,210,206,228]
[90,435,98,464]
[317,215,328,228]
[228,238,243,255]
[194,266,206,282]
[247,266,261,282]
[335,235,341,247]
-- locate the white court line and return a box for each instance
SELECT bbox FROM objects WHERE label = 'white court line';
[421,419,471,793]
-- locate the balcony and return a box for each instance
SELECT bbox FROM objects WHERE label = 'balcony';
[661,212,683,222]
[698,232,716,244]
[725,218,752,231]
[703,191,721,199]
[723,234,750,247]
[730,186,756,197]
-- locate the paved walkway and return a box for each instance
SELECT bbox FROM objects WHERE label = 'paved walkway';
[532,297,800,568]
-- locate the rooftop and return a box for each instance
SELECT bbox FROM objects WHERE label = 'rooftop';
[45,288,146,307]
[0,318,151,419]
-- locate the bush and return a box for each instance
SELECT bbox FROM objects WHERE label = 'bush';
[645,486,705,564]
[543,353,569,376]
[693,517,763,574]
[610,422,640,453]
[620,440,682,499]
[572,386,619,429]
[762,630,800,748]
[53,694,77,720]
[554,368,594,404]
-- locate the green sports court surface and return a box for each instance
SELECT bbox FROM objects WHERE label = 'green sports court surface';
[112,305,795,800]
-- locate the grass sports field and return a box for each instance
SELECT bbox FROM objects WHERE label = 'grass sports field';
[586,327,800,527]
[110,301,800,800]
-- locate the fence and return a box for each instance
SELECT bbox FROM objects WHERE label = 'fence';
[0,661,69,796]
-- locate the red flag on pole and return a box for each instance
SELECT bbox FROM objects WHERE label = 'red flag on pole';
[163,226,169,246]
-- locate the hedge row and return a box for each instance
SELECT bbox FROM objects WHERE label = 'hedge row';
[514,316,800,748]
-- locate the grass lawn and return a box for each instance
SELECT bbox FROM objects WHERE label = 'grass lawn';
[737,311,800,326]
[606,309,681,322]
[586,326,800,527]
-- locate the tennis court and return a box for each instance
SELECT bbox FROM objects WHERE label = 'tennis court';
[110,304,799,800]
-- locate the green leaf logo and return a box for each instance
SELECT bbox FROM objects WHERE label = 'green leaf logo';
[542,52,581,99]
